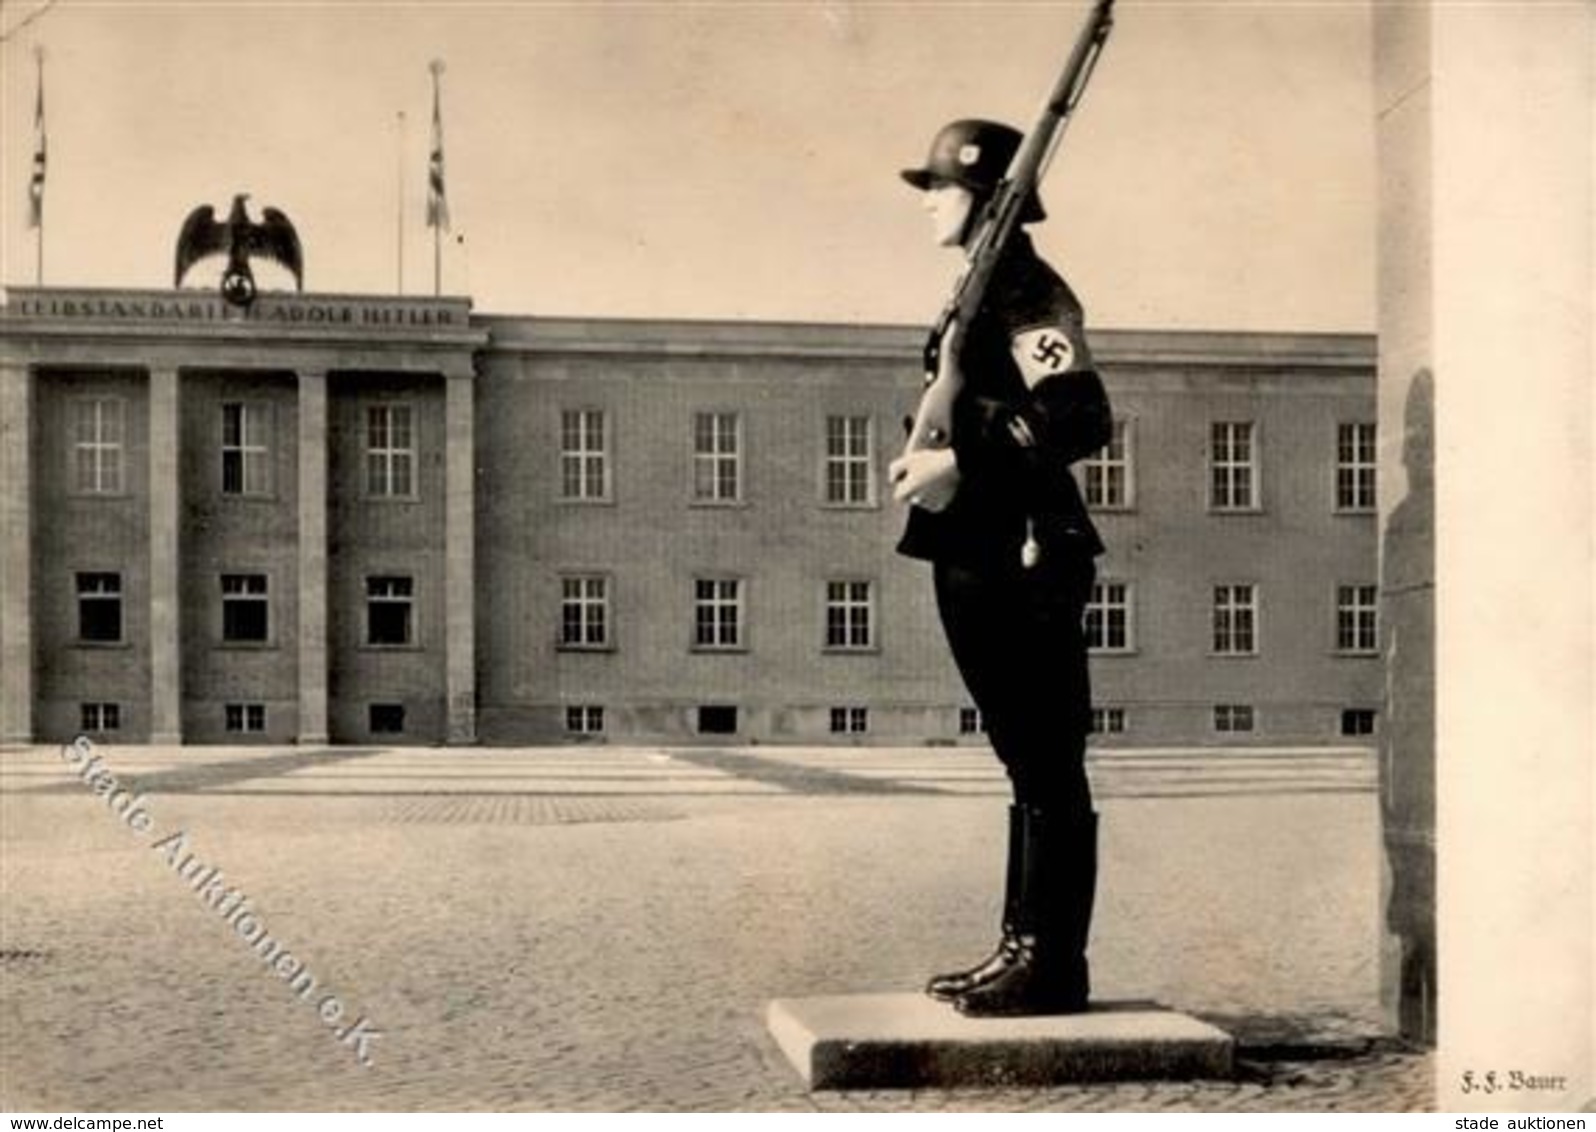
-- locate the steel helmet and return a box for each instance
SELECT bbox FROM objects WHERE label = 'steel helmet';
[900,118,1045,222]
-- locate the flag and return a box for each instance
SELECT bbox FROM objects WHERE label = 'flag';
[28,51,46,229]
[425,61,448,231]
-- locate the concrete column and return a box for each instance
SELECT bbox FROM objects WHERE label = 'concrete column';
[1378,0,1593,1105]
[1373,0,1436,1051]
[444,370,476,744]
[297,370,329,745]
[0,362,33,746]
[148,366,182,744]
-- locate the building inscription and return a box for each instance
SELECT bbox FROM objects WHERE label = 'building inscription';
[6,293,462,328]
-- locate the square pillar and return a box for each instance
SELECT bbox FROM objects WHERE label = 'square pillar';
[0,362,33,745]
[1378,0,1594,1107]
[444,370,476,744]
[1373,0,1436,1049]
[297,370,329,745]
[148,367,182,745]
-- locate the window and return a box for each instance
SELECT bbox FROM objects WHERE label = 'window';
[1342,709,1378,737]
[1083,417,1133,509]
[221,574,269,643]
[829,706,869,735]
[1214,704,1255,734]
[824,580,873,650]
[566,705,605,735]
[1086,581,1132,652]
[224,703,266,733]
[73,398,124,494]
[221,403,272,495]
[1210,421,1257,510]
[959,707,985,735]
[1212,584,1257,655]
[694,578,742,649]
[80,703,120,733]
[76,572,122,643]
[1336,422,1377,511]
[366,404,415,497]
[560,409,609,501]
[369,703,406,734]
[1091,707,1126,735]
[366,576,414,646]
[692,412,741,503]
[1337,584,1379,652]
[823,415,874,505]
[559,575,610,648]
[697,705,738,734]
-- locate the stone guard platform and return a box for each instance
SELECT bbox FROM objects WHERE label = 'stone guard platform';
[768,994,1235,1090]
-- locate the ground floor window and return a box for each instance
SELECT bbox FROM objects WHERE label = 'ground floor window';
[829,706,868,735]
[80,703,120,733]
[1091,707,1126,734]
[225,703,266,733]
[1213,704,1255,734]
[566,705,605,735]
[370,703,406,734]
[697,705,737,734]
[1341,708,1377,736]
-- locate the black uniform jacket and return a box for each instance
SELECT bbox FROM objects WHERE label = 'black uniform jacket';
[897,235,1112,573]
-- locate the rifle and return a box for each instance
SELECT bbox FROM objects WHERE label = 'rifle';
[903,0,1116,455]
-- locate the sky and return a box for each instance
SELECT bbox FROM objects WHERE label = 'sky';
[0,0,1376,331]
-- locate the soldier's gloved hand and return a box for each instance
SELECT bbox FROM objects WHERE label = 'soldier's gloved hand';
[889,447,960,512]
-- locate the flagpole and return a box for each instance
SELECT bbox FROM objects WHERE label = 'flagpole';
[429,59,445,297]
[33,45,46,286]
[396,110,406,295]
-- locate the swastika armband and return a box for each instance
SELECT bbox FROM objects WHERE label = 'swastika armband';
[1010,324,1090,389]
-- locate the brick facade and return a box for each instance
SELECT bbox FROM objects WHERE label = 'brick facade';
[0,289,1378,748]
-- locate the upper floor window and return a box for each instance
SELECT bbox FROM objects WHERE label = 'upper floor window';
[694,578,743,649]
[1083,417,1134,509]
[72,398,124,495]
[560,409,610,501]
[824,580,874,650]
[1086,581,1133,653]
[823,415,874,506]
[1213,584,1258,655]
[221,402,272,496]
[366,404,415,498]
[1210,421,1257,511]
[560,574,610,649]
[692,412,741,503]
[76,572,123,643]
[1336,584,1379,653]
[1336,422,1377,512]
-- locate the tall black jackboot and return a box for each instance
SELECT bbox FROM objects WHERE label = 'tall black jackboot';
[955,809,1098,1017]
[926,804,1027,1002]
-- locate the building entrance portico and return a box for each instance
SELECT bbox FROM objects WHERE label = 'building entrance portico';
[0,287,485,747]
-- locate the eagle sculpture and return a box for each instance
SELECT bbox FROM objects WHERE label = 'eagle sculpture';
[175,194,303,307]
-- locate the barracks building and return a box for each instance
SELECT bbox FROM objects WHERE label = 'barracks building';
[0,286,1379,748]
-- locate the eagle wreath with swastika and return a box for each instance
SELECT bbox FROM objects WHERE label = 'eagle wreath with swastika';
[1010,325,1086,389]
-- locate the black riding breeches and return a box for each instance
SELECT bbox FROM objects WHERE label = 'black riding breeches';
[933,554,1096,818]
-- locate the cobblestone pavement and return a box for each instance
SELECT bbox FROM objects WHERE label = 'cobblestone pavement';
[0,743,1433,1112]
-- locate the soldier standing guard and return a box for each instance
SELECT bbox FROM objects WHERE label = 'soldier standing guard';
[889,119,1113,1016]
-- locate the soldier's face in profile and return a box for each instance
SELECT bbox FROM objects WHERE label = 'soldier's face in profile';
[923,182,975,247]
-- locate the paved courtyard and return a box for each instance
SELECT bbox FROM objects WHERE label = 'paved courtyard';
[0,742,1432,1112]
